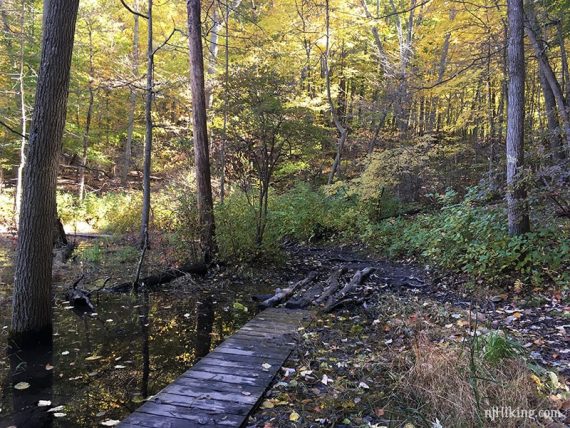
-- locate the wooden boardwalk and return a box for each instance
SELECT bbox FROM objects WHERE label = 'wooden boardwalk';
[120,308,311,428]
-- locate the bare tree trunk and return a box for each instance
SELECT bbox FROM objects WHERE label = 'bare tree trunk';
[220,0,229,203]
[140,0,153,248]
[557,20,570,103]
[14,0,26,226]
[205,0,242,111]
[12,0,79,340]
[187,0,216,262]
[538,67,564,160]
[506,0,529,236]
[79,24,95,202]
[525,8,570,152]
[123,0,140,186]
[324,0,348,184]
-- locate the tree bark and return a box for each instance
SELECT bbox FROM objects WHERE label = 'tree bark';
[140,0,153,248]
[187,0,216,263]
[506,0,530,236]
[123,0,140,186]
[11,0,80,339]
[14,0,27,226]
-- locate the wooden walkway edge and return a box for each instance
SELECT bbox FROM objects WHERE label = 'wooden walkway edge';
[119,308,311,428]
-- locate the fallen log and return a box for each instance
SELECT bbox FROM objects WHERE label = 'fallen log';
[323,267,375,312]
[259,271,318,309]
[315,267,347,307]
[285,283,324,309]
[108,261,208,292]
[65,275,95,312]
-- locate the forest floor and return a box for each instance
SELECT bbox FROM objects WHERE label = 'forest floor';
[244,244,570,428]
[1,234,569,426]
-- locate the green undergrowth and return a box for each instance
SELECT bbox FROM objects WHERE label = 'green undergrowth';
[6,177,563,289]
[217,183,569,289]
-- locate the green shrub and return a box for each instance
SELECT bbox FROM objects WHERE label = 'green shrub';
[365,187,570,287]
[215,192,281,262]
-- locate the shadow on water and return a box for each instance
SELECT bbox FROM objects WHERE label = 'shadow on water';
[0,239,274,427]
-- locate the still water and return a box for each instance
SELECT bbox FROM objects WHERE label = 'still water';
[0,239,270,427]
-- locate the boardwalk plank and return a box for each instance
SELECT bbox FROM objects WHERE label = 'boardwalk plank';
[120,308,310,428]
[151,392,250,415]
[137,402,244,426]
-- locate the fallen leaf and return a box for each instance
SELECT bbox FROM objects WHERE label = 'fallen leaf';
[321,374,332,385]
[100,420,120,426]
[374,408,385,417]
[48,406,65,413]
[261,400,274,409]
[45,364,54,371]
[358,381,370,389]
[262,363,272,370]
[53,413,66,418]
[14,382,30,390]
[38,400,52,407]
[289,411,300,422]
[85,355,102,361]
[61,351,70,356]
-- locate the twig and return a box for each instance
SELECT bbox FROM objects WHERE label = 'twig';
[0,119,27,140]
[72,274,85,290]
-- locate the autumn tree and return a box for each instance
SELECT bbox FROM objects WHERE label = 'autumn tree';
[187,0,216,262]
[11,0,80,340]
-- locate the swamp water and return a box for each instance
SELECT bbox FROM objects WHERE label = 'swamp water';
[0,238,272,427]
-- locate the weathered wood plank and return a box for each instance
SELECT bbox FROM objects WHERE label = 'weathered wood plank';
[171,376,264,396]
[162,383,259,405]
[151,392,250,415]
[136,402,243,426]
[120,415,218,428]
[120,308,311,428]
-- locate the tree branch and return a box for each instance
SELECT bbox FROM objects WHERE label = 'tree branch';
[119,0,149,19]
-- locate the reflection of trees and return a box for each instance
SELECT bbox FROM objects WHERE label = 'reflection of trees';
[8,334,53,427]
[138,290,150,397]
[195,295,214,359]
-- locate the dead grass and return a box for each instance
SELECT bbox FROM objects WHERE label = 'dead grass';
[394,337,554,427]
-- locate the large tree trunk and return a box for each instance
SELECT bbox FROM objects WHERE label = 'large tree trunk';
[505,0,530,236]
[187,0,216,263]
[11,0,80,340]
[140,0,153,248]
[14,0,26,226]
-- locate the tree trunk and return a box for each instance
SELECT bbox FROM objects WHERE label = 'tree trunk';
[140,0,153,248]
[11,0,80,340]
[505,0,530,236]
[557,20,570,104]
[525,8,570,153]
[324,0,348,184]
[79,25,95,202]
[187,0,216,263]
[14,0,26,226]
[123,0,140,186]
[538,67,564,160]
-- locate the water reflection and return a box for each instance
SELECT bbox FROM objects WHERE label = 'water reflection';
[0,275,272,427]
[7,337,53,427]
[195,295,214,359]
